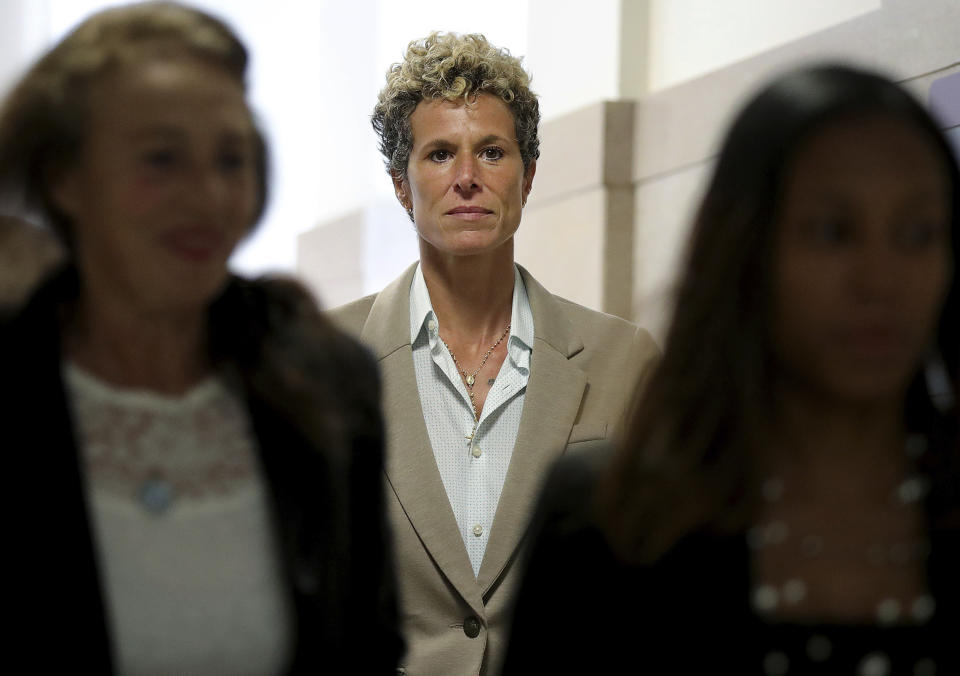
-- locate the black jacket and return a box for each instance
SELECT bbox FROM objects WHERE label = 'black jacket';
[502,440,959,674]
[2,267,403,673]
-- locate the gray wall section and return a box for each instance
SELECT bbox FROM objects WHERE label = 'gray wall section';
[930,70,960,128]
[930,69,960,160]
[629,0,960,341]
[946,127,960,160]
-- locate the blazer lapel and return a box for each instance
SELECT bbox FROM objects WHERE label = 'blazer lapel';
[477,267,587,592]
[361,264,484,612]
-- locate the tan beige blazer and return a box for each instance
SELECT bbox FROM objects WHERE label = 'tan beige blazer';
[330,263,659,676]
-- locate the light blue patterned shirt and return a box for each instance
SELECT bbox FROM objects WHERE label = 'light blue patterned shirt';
[409,263,534,576]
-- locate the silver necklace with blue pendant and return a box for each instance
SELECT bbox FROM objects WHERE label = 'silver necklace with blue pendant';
[139,474,174,515]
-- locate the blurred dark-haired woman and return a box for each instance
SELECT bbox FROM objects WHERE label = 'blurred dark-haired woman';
[502,64,958,675]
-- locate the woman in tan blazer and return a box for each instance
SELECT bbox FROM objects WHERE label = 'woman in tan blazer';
[330,32,659,676]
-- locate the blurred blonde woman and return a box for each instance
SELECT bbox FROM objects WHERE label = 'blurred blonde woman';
[0,3,401,673]
[0,215,62,309]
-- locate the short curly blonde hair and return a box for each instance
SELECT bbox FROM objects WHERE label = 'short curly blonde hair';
[372,32,540,176]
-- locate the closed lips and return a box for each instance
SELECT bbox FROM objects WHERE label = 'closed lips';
[836,325,908,354]
[161,226,225,259]
[446,206,492,215]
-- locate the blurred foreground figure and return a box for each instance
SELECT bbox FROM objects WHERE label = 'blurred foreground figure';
[0,2,401,673]
[0,216,62,309]
[503,65,958,674]
[330,32,658,675]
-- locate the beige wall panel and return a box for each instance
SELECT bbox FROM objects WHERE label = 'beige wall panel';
[603,186,635,319]
[632,162,711,344]
[532,103,608,203]
[603,101,637,186]
[532,100,637,204]
[515,188,606,312]
[633,0,960,182]
[521,100,637,317]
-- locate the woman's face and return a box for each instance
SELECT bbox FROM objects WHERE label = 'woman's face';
[394,92,535,259]
[771,114,953,405]
[53,56,258,313]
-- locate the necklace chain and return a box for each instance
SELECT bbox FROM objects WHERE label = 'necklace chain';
[440,323,511,421]
[749,435,933,624]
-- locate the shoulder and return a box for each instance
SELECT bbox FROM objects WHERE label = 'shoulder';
[212,275,380,390]
[520,267,659,361]
[557,295,656,352]
[542,292,661,401]
[0,265,71,353]
[327,292,378,338]
[326,262,418,340]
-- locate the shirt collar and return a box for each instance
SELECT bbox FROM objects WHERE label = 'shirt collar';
[509,266,534,352]
[409,263,534,353]
[409,263,435,345]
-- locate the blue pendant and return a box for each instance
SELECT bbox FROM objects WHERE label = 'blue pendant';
[139,477,173,515]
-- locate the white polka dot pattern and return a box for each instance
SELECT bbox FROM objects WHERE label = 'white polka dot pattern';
[410,264,534,577]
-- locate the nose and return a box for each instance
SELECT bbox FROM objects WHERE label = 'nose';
[850,239,899,303]
[190,160,232,212]
[453,155,481,195]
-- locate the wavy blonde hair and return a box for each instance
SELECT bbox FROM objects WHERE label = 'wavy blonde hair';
[372,32,540,176]
[0,1,266,248]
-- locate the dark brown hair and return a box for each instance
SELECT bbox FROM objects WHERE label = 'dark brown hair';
[600,64,959,563]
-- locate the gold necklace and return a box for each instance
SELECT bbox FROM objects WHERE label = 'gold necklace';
[441,323,511,420]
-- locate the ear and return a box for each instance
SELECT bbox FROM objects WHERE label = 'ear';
[391,169,412,213]
[521,160,536,206]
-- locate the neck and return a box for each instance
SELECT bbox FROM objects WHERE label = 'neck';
[765,384,909,494]
[418,238,515,344]
[65,289,210,395]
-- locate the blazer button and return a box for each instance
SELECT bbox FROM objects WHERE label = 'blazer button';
[463,616,481,638]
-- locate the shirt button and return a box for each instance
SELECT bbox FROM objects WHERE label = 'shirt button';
[463,616,481,638]
[472,446,482,458]
[427,319,437,332]
[472,524,483,537]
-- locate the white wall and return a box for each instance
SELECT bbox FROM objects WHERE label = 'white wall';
[3,0,529,281]
[0,1,49,100]
[525,0,624,120]
[647,0,881,91]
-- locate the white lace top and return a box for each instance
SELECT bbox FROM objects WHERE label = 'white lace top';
[64,363,292,676]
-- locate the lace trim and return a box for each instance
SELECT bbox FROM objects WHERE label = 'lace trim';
[64,362,260,509]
